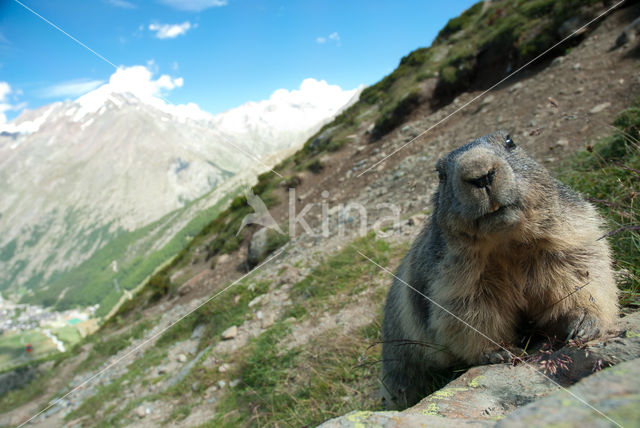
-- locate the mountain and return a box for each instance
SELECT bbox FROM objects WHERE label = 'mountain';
[0,73,361,311]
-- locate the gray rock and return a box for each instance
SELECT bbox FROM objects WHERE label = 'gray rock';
[261,312,276,329]
[221,325,238,340]
[191,323,206,339]
[318,313,640,427]
[589,102,611,114]
[135,405,147,418]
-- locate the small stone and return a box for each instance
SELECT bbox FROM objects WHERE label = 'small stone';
[177,354,187,363]
[229,379,241,388]
[217,380,227,389]
[192,381,200,392]
[556,138,569,148]
[572,63,581,70]
[217,254,230,264]
[222,325,238,340]
[589,102,611,114]
[407,214,425,227]
[509,82,523,93]
[261,312,276,329]
[248,295,264,308]
[191,323,206,339]
[218,363,231,373]
[135,406,147,418]
[481,94,495,105]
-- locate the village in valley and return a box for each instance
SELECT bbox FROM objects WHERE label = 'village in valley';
[0,294,98,368]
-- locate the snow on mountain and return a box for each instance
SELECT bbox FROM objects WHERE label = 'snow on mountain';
[0,67,361,304]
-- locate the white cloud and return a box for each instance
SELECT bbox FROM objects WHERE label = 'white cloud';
[107,0,136,9]
[149,21,192,39]
[104,65,183,99]
[316,31,340,46]
[159,0,227,12]
[40,79,105,98]
[0,82,24,124]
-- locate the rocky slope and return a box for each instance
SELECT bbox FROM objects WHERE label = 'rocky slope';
[1,1,639,427]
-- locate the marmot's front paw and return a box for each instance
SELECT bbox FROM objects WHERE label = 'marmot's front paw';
[566,312,601,341]
[478,348,515,365]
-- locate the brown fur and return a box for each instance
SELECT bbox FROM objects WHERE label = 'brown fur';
[381,131,618,409]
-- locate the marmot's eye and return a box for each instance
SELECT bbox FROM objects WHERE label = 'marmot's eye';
[505,135,516,150]
[437,169,446,182]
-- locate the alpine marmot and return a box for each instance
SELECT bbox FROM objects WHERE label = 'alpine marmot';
[381,131,618,409]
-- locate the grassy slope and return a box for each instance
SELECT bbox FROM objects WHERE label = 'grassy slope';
[559,101,640,309]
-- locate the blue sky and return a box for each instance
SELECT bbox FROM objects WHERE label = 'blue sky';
[0,0,478,120]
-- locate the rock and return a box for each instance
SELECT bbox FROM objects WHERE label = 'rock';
[261,312,276,329]
[555,138,569,148]
[135,405,147,419]
[178,281,193,296]
[481,94,495,105]
[615,16,640,48]
[221,326,238,340]
[498,358,640,426]
[509,82,523,92]
[218,363,231,373]
[191,323,206,339]
[318,312,640,427]
[217,254,230,264]
[229,379,241,388]
[217,380,227,389]
[248,228,285,267]
[248,295,264,308]
[407,214,425,227]
[177,354,187,363]
[558,16,585,39]
[550,56,565,67]
[589,102,611,114]
[248,228,270,267]
[572,63,581,71]
[392,170,405,180]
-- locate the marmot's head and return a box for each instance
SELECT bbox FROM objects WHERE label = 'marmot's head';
[434,131,549,240]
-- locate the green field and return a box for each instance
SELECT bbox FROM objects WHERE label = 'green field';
[0,330,57,370]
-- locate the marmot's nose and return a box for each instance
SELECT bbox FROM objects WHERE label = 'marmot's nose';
[465,168,496,189]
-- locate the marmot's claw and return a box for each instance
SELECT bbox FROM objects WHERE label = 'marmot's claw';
[566,314,601,341]
[479,348,514,365]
